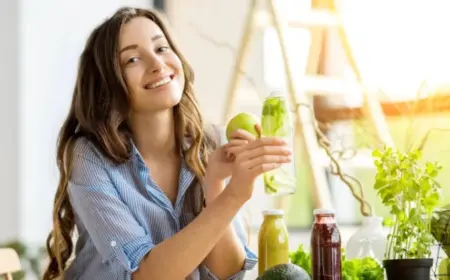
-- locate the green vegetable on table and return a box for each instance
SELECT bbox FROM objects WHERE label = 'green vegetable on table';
[289,244,384,280]
[342,255,384,280]
[289,244,312,276]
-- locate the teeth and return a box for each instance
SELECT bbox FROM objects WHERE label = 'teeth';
[148,77,171,89]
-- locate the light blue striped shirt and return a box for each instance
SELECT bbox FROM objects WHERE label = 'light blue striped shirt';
[64,134,257,280]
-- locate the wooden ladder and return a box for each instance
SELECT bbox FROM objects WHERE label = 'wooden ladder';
[222,0,394,210]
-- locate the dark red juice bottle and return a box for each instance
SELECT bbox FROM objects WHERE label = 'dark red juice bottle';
[311,208,342,280]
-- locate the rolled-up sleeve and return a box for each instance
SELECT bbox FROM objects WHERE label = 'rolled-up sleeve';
[203,211,258,280]
[68,149,154,273]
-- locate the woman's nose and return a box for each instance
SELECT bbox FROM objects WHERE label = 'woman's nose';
[147,55,164,73]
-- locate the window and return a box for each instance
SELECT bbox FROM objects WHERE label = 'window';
[261,0,450,228]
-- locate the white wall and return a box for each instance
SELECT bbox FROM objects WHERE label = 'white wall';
[0,0,153,245]
[166,0,267,125]
[0,0,20,243]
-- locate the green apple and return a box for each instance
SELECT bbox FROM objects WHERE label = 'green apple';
[225,112,260,141]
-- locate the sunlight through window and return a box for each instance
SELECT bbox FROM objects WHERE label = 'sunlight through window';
[264,0,450,102]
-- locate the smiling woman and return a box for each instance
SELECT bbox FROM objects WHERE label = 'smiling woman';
[42,6,292,280]
[119,20,184,113]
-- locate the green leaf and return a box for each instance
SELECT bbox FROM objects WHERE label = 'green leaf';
[373,179,385,190]
[423,193,439,208]
[372,149,383,158]
[289,244,312,276]
[382,193,395,205]
[382,217,394,227]
[397,211,406,221]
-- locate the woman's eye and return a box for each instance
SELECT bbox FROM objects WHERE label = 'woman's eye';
[157,46,170,53]
[127,57,139,64]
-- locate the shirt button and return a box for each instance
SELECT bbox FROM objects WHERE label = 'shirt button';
[111,240,116,247]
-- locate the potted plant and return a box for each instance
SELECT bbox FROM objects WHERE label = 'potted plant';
[372,147,442,280]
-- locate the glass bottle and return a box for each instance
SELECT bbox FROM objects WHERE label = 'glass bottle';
[356,239,376,259]
[258,209,290,276]
[261,91,297,196]
[346,216,387,263]
[311,208,342,280]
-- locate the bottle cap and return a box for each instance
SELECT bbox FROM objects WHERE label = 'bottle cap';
[268,90,284,98]
[262,209,285,216]
[313,208,336,215]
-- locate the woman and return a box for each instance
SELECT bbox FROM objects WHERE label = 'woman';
[43,7,291,280]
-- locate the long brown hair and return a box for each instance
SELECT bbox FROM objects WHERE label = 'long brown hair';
[43,7,212,279]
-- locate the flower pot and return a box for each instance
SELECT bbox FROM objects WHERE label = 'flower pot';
[383,259,433,280]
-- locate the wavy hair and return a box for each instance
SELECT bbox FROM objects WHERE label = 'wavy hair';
[43,7,213,279]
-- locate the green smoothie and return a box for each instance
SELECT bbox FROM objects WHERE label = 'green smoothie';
[258,209,290,276]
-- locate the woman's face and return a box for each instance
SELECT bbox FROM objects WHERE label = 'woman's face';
[119,16,185,114]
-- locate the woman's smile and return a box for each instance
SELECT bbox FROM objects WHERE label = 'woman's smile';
[143,73,175,90]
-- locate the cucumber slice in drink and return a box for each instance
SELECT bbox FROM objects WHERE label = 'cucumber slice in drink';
[261,95,291,137]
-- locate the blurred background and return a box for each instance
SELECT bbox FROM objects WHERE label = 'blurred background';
[1,0,450,278]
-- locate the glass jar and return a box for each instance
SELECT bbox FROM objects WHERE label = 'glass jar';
[258,209,290,276]
[346,216,387,262]
[311,208,342,280]
[261,91,297,196]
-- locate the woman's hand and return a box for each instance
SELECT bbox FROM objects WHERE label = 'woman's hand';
[205,126,260,182]
[203,126,261,203]
[224,137,292,203]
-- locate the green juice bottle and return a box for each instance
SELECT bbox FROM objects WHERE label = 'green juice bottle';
[261,91,297,196]
[258,209,290,276]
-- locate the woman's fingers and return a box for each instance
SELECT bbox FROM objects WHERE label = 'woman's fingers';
[241,145,292,161]
[255,124,262,138]
[253,163,283,174]
[244,137,286,151]
[245,155,291,170]
[226,126,264,158]
[225,139,249,148]
[226,146,244,157]
[229,129,258,141]
[229,145,291,164]
[224,139,248,158]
